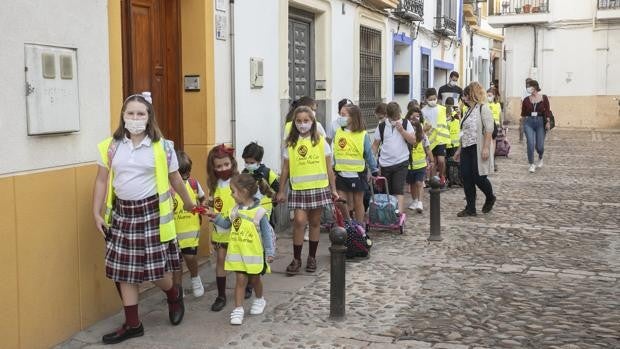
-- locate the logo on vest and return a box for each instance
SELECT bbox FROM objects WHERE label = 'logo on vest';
[172,196,179,212]
[232,217,242,231]
[337,137,347,149]
[214,197,223,212]
[297,145,308,157]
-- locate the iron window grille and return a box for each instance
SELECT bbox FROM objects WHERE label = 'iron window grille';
[434,0,457,36]
[394,0,425,21]
[359,26,382,130]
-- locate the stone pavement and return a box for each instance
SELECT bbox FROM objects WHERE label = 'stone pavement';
[58,128,620,349]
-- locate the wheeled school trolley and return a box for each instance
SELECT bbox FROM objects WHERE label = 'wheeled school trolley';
[366,176,406,234]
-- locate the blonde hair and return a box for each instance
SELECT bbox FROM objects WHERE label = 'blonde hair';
[464,82,487,105]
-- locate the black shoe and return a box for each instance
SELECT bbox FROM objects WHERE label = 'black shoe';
[102,323,144,344]
[211,296,226,312]
[167,286,185,325]
[244,286,252,299]
[482,196,496,213]
[457,209,477,217]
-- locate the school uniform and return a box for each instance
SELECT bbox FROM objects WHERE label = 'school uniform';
[282,135,333,210]
[97,136,182,284]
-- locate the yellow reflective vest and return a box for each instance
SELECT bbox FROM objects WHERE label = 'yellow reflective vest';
[288,137,329,190]
[409,141,428,171]
[428,105,450,150]
[488,102,501,124]
[225,206,271,274]
[174,181,201,249]
[333,128,366,172]
[97,137,176,242]
[447,119,461,149]
[212,182,235,243]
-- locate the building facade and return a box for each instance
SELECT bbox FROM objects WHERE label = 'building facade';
[488,0,620,128]
[0,1,217,347]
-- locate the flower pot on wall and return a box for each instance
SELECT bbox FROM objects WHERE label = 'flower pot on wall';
[523,4,532,13]
[532,6,540,13]
[515,7,522,13]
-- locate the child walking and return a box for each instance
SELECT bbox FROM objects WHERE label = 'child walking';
[333,104,378,223]
[210,174,275,325]
[206,144,239,311]
[241,141,279,299]
[421,88,450,187]
[93,93,194,344]
[276,106,339,275]
[406,120,432,213]
[172,151,207,297]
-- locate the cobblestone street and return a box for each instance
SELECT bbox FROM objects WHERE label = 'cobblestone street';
[60,128,620,349]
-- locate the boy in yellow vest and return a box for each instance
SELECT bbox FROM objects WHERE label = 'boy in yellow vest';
[172,151,207,298]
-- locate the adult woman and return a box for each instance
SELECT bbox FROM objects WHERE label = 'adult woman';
[454,82,496,217]
[521,80,551,173]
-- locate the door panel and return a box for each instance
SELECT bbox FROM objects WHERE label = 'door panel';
[288,10,314,101]
[122,0,182,146]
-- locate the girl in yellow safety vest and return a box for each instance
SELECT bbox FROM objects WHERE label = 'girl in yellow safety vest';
[405,118,433,213]
[487,87,502,126]
[333,104,379,224]
[276,106,339,276]
[206,144,239,312]
[209,174,275,325]
[172,151,207,298]
[92,93,196,344]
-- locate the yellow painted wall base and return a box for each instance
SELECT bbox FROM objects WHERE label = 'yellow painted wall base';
[504,96,620,129]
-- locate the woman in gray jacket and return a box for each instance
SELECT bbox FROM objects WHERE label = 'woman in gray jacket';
[454,82,496,217]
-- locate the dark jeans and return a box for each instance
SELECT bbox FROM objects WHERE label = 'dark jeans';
[459,145,494,213]
[523,116,546,164]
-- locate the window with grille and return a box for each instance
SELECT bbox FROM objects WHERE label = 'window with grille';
[421,53,429,101]
[359,26,382,129]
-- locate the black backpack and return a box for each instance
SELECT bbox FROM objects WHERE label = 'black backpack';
[378,119,413,166]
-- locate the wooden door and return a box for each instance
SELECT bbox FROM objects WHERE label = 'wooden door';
[121,0,182,146]
[288,9,314,101]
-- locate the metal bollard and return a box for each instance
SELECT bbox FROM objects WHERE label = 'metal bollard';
[329,226,347,320]
[428,176,442,241]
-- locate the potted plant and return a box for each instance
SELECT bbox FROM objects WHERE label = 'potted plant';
[532,6,540,13]
[515,6,522,13]
[523,4,532,13]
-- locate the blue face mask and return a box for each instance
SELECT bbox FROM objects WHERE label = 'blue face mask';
[337,116,349,127]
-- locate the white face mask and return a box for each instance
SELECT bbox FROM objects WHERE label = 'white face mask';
[487,95,494,102]
[427,100,437,107]
[527,87,535,94]
[296,122,312,134]
[124,118,147,135]
[449,80,457,87]
[337,116,349,127]
[245,163,259,172]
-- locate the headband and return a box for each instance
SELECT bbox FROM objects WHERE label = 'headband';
[214,144,235,158]
[124,91,152,104]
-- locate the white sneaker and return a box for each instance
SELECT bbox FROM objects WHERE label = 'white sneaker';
[537,159,544,168]
[230,307,244,325]
[408,200,418,211]
[303,226,309,241]
[191,276,204,297]
[416,201,423,213]
[528,164,536,173]
[250,297,267,315]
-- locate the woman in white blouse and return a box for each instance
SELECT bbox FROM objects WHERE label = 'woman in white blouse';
[454,82,496,217]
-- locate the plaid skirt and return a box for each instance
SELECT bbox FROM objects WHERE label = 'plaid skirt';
[105,194,182,284]
[288,186,333,210]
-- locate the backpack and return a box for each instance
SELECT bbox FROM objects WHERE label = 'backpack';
[344,220,372,259]
[494,127,511,157]
[378,119,413,166]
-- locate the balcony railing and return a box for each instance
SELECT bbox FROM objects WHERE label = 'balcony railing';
[599,0,620,9]
[394,0,424,21]
[493,0,549,15]
[434,16,457,36]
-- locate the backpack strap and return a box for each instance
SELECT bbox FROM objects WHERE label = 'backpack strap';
[379,121,386,144]
[106,139,121,169]
[402,119,413,166]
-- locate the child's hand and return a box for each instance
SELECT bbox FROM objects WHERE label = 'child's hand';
[275,191,286,203]
[94,215,107,238]
[331,190,340,202]
[266,256,274,263]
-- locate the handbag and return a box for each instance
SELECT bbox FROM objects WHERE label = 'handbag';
[543,95,555,130]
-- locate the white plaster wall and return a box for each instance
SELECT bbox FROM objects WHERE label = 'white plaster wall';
[233,0,281,170]
[504,24,620,98]
[330,0,356,120]
[214,1,232,145]
[0,0,109,175]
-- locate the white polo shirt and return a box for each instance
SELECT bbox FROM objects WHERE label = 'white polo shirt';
[97,136,179,200]
[374,119,414,167]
